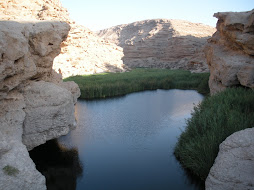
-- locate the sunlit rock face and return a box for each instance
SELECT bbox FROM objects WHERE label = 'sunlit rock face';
[0,0,127,78]
[205,9,254,94]
[97,19,216,72]
[206,128,254,190]
[0,20,80,190]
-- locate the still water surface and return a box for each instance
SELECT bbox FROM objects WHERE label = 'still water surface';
[31,89,204,190]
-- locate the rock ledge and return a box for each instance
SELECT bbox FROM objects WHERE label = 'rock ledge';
[0,20,80,190]
[205,9,254,94]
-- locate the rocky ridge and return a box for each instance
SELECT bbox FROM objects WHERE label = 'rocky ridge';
[0,0,127,78]
[0,20,79,190]
[97,19,216,72]
[205,9,254,94]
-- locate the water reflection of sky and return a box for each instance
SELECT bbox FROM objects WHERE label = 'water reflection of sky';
[58,89,204,190]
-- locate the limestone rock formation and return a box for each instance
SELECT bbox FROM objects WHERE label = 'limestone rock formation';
[22,81,77,150]
[97,19,216,72]
[205,9,254,94]
[0,90,46,190]
[53,24,126,77]
[206,128,254,190]
[0,20,80,189]
[0,0,127,78]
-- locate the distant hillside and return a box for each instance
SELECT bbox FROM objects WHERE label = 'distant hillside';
[97,19,216,72]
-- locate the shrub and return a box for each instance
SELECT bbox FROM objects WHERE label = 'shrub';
[3,165,19,176]
[174,87,254,180]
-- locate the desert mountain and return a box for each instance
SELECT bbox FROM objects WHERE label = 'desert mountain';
[97,19,216,72]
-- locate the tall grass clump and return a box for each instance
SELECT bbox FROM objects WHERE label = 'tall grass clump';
[3,165,19,176]
[64,68,210,99]
[174,87,254,180]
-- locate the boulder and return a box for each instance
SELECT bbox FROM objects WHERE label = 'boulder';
[205,9,254,94]
[22,81,76,150]
[206,128,254,190]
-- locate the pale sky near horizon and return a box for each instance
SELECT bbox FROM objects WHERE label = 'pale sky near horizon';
[61,0,253,31]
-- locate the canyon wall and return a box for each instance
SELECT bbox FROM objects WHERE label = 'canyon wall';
[205,9,254,94]
[205,10,254,190]
[0,0,127,78]
[0,20,80,190]
[97,19,216,72]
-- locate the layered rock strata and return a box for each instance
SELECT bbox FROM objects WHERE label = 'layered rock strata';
[0,21,80,190]
[0,0,127,78]
[97,19,216,72]
[205,9,254,94]
[206,128,254,190]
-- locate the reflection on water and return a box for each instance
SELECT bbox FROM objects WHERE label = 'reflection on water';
[29,139,82,190]
[31,89,205,190]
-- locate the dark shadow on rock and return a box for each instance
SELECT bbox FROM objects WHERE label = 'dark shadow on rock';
[29,139,83,190]
[104,63,128,72]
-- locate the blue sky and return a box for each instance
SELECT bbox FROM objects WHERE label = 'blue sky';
[61,0,253,31]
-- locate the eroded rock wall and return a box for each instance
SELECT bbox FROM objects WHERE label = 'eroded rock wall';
[0,20,80,190]
[205,9,254,190]
[97,19,216,72]
[0,0,127,78]
[0,90,46,190]
[205,9,254,94]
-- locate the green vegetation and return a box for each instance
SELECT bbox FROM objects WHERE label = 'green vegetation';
[174,87,254,180]
[3,165,20,176]
[65,68,254,181]
[64,68,210,99]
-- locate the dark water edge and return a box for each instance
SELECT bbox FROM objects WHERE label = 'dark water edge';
[30,89,205,190]
[29,140,83,190]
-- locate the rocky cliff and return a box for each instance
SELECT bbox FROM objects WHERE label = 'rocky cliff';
[0,20,80,190]
[0,0,127,78]
[205,9,254,94]
[97,19,216,72]
[205,10,254,190]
